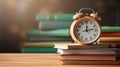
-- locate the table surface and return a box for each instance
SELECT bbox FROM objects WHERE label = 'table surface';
[0,53,120,67]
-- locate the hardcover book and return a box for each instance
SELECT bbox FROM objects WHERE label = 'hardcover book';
[38,21,72,30]
[36,14,74,21]
[54,43,109,49]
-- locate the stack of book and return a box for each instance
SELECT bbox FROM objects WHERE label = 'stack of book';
[100,26,120,43]
[22,13,74,53]
[54,43,120,65]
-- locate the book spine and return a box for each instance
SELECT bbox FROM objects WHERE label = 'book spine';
[38,21,72,30]
[28,36,73,42]
[23,42,71,48]
[61,60,120,65]
[101,27,120,32]
[60,55,116,60]
[25,29,70,37]
[22,48,57,53]
[58,48,116,55]
[26,27,120,37]
[36,14,74,21]
[101,32,120,37]
[99,37,120,43]
[23,42,54,48]
[116,49,120,57]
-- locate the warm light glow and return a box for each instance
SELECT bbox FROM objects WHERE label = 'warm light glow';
[7,0,16,9]
[17,0,28,12]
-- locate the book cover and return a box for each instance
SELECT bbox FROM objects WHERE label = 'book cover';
[36,14,74,21]
[38,21,72,30]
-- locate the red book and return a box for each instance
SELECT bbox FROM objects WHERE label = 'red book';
[101,32,120,37]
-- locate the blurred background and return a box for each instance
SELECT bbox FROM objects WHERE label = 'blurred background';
[0,0,120,52]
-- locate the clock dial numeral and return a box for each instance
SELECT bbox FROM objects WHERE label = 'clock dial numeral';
[77,33,80,36]
[94,34,96,36]
[78,25,81,28]
[90,36,92,40]
[93,25,96,27]
[85,38,87,41]
[81,36,83,39]
[95,29,97,32]
[77,29,79,32]
[85,21,88,24]
[90,22,92,24]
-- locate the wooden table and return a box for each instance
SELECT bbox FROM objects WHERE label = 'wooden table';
[0,53,120,67]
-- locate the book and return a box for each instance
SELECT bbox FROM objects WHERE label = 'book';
[60,54,116,60]
[54,43,109,50]
[21,47,57,53]
[108,43,120,48]
[61,60,120,65]
[116,49,120,57]
[101,32,120,37]
[26,27,120,37]
[57,48,117,55]
[23,42,71,48]
[36,14,74,21]
[102,26,120,32]
[28,36,73,42]
[38,21,72,30]
[26,28,70,37]
[99,37,120,43]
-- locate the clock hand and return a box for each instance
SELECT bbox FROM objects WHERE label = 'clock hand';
[85,25,88,32]
[87,29,94,31]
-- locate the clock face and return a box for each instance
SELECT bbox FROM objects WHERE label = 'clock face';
[74,19,101,43]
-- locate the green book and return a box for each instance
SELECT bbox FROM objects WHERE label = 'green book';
[26,28,70,37]
[22,47,57,53]
[36,14,74,21]
[38,21,72,30]
[26,27,120,37]
[102,26,120,32]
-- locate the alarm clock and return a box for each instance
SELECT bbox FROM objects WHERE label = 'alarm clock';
[70,8,101,45]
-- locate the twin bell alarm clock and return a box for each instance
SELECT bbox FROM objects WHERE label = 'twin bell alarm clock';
[70,8,101,45]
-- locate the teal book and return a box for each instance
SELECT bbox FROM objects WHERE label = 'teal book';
[26,28,70,37]
[36,14,74,21]
[22,47,57,53]
[102,26,120,32]
[38,21,72,30]
[26,27,120,37]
